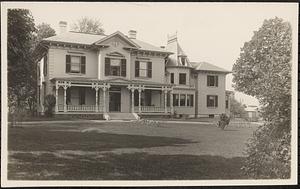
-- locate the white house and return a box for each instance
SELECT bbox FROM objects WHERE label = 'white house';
[35,21,231,120]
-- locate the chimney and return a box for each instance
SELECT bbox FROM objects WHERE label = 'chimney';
[128,30,137,39]
[59,21,67,34]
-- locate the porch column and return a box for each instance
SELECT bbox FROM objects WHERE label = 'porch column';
[103,88,107,113]
[95,88,99,112]
[131,88,135,113]
[170,90,174,114]
[55,81,59,112]
[164,88,168,113]
[63,86,68,112]
[138,87,142,113]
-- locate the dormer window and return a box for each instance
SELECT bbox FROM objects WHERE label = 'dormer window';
[181,57,186,66]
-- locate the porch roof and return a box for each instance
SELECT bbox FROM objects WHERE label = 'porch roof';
[51,77,172,87]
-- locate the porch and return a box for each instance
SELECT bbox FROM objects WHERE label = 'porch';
[52,78,174,114]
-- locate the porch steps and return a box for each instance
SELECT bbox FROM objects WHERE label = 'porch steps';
[105,113,139,121]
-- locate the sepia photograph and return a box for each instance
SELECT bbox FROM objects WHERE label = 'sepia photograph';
[1,1,298,187]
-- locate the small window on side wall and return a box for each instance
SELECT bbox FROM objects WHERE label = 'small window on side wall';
[207,75,218,87]
[170,73,174,84]
[207,95,218,108]
[179,73,186,85]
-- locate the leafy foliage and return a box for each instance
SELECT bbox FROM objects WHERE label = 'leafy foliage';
[33,22,56,48]
[217,113,230,130]
[8,9,37,114]
[71,17,104,34]
[44,95,56,117]
[242,123,291,179]
[230,97,246,118]
[232,17,292,178]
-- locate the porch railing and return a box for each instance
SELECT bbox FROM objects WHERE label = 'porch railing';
[134,106,171,113]
[57,105,103,112]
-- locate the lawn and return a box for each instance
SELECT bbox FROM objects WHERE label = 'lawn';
[7,121,258,180]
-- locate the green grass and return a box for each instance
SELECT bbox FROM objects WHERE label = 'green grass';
[7,122,255,180]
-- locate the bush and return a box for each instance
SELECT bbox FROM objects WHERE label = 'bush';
[44,94,56,117]
[242,122,291,179]
[217,113,230,130]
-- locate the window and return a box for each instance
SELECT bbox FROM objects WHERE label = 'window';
[207,75,218,87]
[66,55,86,74]
[139,61,147,77]
[226,100,229,109]
[180,94,186,106]
[173,94,179,106]
[105,58,126,77]
[170,73,174,84]
[179,73,186,85]
[187,94,194,107]
[181,57,186,66]
[79,88,85,105]
[43,56,47,76]
[135,61,152,78]
[207,95,218,108]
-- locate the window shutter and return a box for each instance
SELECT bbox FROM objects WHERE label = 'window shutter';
[215,96,218,107]
[207,76,209,86]
[66,55,71,73]
[105,58,110,76]
[135,61,139,77]
[215,76,218,87]
[147,62,152,78]
[121,59,126,77]
[207,95,209,107]
[81,56,86,74]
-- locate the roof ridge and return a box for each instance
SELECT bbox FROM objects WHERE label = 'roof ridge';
[69,30,107,36]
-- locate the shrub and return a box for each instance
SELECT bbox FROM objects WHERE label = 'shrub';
[44,94,56,117]
[217,113,230,130]
[242,122,291,179]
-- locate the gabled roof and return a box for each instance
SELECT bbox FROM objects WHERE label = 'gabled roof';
[44,31,106,45]
[42,31,170,53]
[94,31,140,48]
[190,62,231,73]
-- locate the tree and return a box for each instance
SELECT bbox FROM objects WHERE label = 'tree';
[230,98,246,118]
[232,17,292,178]
[8,9,36,119]
[71,17,104,34]
[33,23,56,47]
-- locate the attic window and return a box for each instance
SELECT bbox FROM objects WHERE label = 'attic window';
[181,57,186,66]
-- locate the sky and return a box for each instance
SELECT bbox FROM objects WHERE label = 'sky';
[4,2,298,106]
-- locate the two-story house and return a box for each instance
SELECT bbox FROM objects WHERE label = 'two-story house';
[35,21,231,120]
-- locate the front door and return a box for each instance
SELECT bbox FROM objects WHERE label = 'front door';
[109,92,121,112]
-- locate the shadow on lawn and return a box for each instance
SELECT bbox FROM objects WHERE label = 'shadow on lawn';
[8,152,247,180]
[8,126,195,152]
